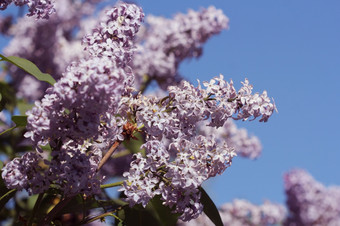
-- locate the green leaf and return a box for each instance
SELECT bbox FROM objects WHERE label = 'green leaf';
[199,187,223,226]
[11,115,27,127]
[118,205,161,226]
[0,116,28,135]
[148,195,179,226]
[0,54,56,86]
[0,82,16,112]
[0,161,3,169]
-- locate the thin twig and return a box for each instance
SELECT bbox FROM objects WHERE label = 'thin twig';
[97,141,121,171]
[100,181,124,189]
[28,193,44,226]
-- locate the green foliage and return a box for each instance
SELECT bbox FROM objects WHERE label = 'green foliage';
[0,82,16,113]
[11,115,27,127]
[0,54,56,86]
[200,187,224,226]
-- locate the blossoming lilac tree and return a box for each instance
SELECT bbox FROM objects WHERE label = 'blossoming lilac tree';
[7,1,337,225]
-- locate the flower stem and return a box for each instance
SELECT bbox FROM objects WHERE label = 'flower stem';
[28,193,44,226]
[98,140,121,171]
[100,181,124,189]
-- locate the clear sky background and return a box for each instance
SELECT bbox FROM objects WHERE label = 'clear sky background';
[1,0,340,209]
[135,0,340,207]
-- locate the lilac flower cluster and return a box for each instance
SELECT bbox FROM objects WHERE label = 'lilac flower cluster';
[83,3,144,65]
[0,0,55,19]
[131,6,229,88]
[119,75,275,220]
[3,0,102,101]
[120,137,235,221]
[284,169,340,226]
[1,152,48,195]
[198,120,262,159]
[1,143,103,196]
[24,56,130,149]
[127,76,275,142]
[178,199,286,226]
[2,2,144,196]
[1,2,278,223]
[46,142,103,196]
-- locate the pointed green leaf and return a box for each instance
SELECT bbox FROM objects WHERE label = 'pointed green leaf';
[148,195,179,226]
[0,54,56,85]
[11,115,27,127]
[199,187,223,226]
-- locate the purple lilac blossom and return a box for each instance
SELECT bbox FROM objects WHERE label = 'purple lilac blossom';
[123,75,275,142]
[0,0,55,19]
[25,2,143,149]
[2,2,144,196]
[3,0,97,101]
[178,199,286,226]
[119,137,236,221]
[83,2,144,66]
[1,152,49,195]
[131,6,229,89]
[46,141,103,196]
[198,120,262,159]
[24,56,129,150]
[284,169,340,226]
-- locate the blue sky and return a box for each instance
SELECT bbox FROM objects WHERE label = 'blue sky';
[136,0,340,207]
[1,0,340,208]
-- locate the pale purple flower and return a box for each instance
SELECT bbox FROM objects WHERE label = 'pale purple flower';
[0,0,55,19]
[120,137,235,221]
[198,120,262,159]
[1,152,49,195]
[284,169,340,226]
[131,6,229,89]
[47,144,102,196]
[83,2,144,65]
[25,56,130,150]
[178,199,286,226]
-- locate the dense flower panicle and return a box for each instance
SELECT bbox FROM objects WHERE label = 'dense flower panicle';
[170,75,275,128]
[25,56,129,149]
[0,0,55,19]
[120,137,235,221]
[198,120,262,159]
[47,144,103,196]
[126,76,275,142]
[131,6,229,88]
[178,199,286,226]
[3,0,101,101]
[1,152,49,195]
[219,200,286,226]
[83,2,144,65]
[284,169,340,226]
[17,3,144,196]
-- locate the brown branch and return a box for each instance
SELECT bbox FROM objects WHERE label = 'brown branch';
[97,141,121,171]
